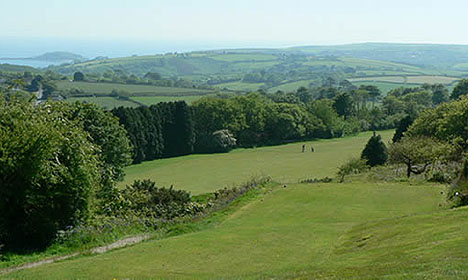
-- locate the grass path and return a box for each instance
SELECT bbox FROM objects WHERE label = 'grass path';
[7,181,456,279]
[121,130,394,194]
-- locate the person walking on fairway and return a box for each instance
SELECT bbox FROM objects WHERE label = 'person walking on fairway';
[302,144,306,153]
[311,146,315,152]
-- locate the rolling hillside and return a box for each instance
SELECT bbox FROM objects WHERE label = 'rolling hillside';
[7,181,458,279]
[3,130,468,279]
[57,81,220,108]
[47,43,468,94]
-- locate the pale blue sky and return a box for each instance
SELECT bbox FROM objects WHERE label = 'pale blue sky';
[1,0,468,47]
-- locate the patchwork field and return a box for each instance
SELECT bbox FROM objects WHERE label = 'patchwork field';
[268,79,314,93]
[351,81,416,94]
[65,96,140,109]
[130,95,211,106]
[215,81,266,92]
[56,81,215,96]
[57,81,219,108]
[120,130,394,194]
[350,75,459,85]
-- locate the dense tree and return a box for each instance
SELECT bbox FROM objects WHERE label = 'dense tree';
[407,96,468,150]
[361,133,388,167]
[232,94,268,146]
[425,84,449,105]
[112,107,148,163]
[392,115,413,143]
[157,101,195,157]
[144,72,162,81]
[26,76,41,92]
[296,87,312,103]
[451,79,468,100]
[73,71,85,82]
[307,99,341,138]
[61,102,132,182]
[389,136,453,178]
[382,95,405,116]
[0,97,100,249]
[265,103,312,141]
[359,85,381,107]
[333,92,354,119]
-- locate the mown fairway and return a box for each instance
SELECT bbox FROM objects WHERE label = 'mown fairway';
[5,129,468,279]
[7,181,459,279]
[120,130,394,194]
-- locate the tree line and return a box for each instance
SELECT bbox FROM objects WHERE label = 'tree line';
[110,79,465,164]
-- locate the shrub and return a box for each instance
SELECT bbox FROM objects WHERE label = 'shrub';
[120,180,203,223]
[212,129,237,152]
[337,157,368,182]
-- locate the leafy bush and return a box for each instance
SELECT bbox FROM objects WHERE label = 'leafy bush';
[300,177,333,184]
[337,157,368,182]
[447,159,468,207]
[120,180,204,223]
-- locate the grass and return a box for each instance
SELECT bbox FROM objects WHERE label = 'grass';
[5,129,468,279]
[268,79,314,93]
[350,75,459,85]
[210,53,277,62]
[304,57,424,74]
[130,95,210,106]
[65,96,140,109]
[215,81,265,92]
[56,81,215,96]
[120,130,394,194]
[6,180,454,279]
[351,81,416,94]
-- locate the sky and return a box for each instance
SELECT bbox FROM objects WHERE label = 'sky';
[1,0,468,57]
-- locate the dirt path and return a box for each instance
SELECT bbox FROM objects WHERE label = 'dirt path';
[0,234,151,275]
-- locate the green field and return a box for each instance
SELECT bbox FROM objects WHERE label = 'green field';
[56,81,215,96]
[268,79,314,93]
[215,81,266,92]
[350,75,459,85]
[66,96,140,109]
[352,81,417,94]
[49,46,467,94]
[6,129,468,279]
[210,53,277,62]
[120,130,393,194]
[56,81,219,108]
[305,57,424,74]
[8,180,459,279]
[130,95,210,106]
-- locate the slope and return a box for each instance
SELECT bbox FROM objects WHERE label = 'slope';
[5,181,452,279]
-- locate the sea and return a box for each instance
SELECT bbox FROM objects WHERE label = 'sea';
[0,37,284,68]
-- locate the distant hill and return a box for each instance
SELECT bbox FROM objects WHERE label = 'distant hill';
[30,43,466,93]
[288,43,468,68]
[32,52,87,62]
[0,63,40,73]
